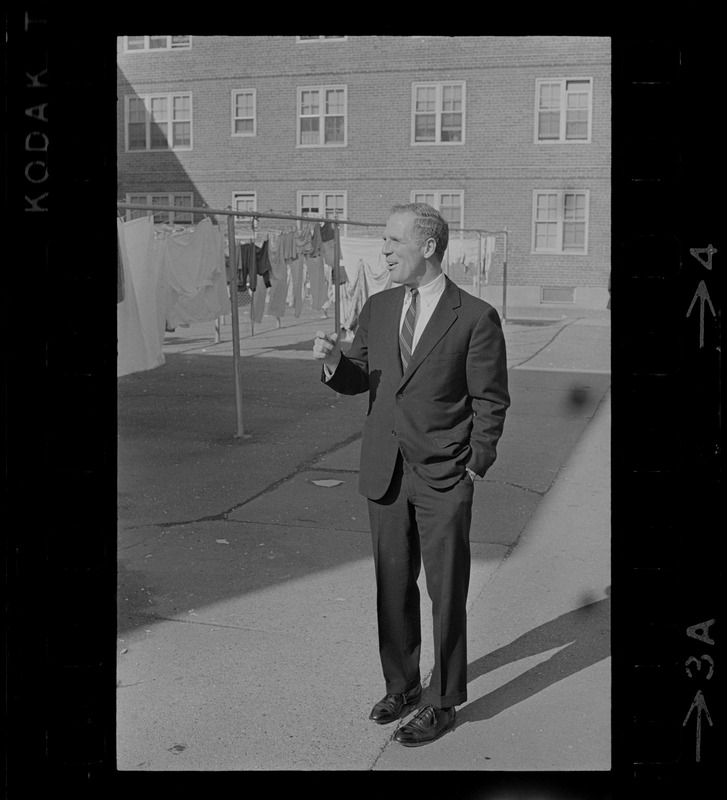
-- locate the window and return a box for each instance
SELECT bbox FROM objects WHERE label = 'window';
[297,36,346,42]
[125,93,192,151]
[298,86,347,147]
[535,78,592,142]
[412,82,465,144]
[126,193,193,224]
[532,190,589,253]
[232,90,256,137]
[411,191,464,230]
[297,191,347,232]
[232,191,256,231]
[124,36,191,51]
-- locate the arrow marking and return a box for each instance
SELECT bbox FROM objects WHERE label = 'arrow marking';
[683,689,713,762]
[686,280,716,348]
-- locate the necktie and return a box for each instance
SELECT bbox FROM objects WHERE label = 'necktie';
[399,288,419,371]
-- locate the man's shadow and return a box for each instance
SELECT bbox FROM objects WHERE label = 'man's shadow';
[459,587,610,724]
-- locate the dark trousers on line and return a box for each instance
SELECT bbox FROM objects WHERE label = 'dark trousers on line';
[367,450,473,708]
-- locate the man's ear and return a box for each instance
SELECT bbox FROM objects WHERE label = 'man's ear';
[422,237,437,259]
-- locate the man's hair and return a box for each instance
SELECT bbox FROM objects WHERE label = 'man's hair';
[390,202,449,261]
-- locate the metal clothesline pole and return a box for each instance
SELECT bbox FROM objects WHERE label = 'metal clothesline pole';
[117,202,381,440]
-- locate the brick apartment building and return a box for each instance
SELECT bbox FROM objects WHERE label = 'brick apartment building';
[116,35,611,309]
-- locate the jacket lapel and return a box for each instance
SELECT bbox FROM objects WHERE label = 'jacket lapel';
[397,277,461,388]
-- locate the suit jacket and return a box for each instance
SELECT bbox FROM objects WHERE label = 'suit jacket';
[324,276,510,500]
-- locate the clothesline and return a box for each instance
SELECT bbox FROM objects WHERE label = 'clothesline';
[117,202,511,438]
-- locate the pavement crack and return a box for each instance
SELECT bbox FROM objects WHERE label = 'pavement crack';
[485,479,546,496]
[125,432,364,531]
[511,317,581,370]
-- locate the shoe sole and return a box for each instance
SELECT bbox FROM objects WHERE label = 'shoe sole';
[394,714,456,747]
[369,696,422,725]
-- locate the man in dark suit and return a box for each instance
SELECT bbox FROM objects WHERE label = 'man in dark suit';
[313,203,509,746]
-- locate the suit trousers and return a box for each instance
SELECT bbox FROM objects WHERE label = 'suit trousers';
[367,450,473,708]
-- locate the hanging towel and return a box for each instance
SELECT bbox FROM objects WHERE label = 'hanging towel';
[117,216,166,377]
[267,237,289,319]
[163,217,231,328]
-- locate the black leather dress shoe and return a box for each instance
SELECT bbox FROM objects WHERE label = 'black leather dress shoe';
[393,704,456,746]
[369,683,422,724]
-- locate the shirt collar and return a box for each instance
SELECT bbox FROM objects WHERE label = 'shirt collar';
[413,271,446,304]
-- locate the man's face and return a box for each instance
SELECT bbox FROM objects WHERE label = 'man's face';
[382,211,428,287]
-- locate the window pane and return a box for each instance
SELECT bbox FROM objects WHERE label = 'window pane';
[171,36,190,48]
[566,80,590,92]
[539,83,560,109]
[535,222,558,250]
[415,86,436,112]
[235,119,254,134]
[536,194,558,220]
[173,121,190,146]
[150,97,168,121]
[565,109,588,139]
[300,117,319,144]
[127,36,145,50]
[235,93,253,117]
[149,36,167,49]
[325,89,344,115]
[538,111,560,139]
[563,222,585,249]
[440,113,462,141]
[128,97,147,123]
[128,123,146,150]
[442,85,462,112]
[414,114,436,141]
[300,90,319,115]
[172,95,190,119]
[324,116,344,143]
[413,193,435,205]
[564,193,586,219]
[150,122,168,149]
[324,195,344,217]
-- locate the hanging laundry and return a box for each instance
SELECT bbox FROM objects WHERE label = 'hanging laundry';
[255,239,273,289]
[295,224,313,257]
[288,256,305,318]
[237,241,257,291]
[305,254,328,312]
[320,220,336,242]
[267,234,289,322]
[483,235,496,283]
[117,226,125,303]
[279,229,298,262]
[338,236,391,294]
[117,216,166,377]
[163,217,231,328]
[310,222,323,258]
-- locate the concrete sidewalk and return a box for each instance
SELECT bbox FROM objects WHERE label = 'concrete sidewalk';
[117,298,610,771]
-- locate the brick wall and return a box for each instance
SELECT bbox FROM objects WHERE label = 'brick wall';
[117,35,611,297]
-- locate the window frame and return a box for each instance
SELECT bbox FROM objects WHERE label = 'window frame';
[232,190,257,232]
[534,77,593,144]
[296,85,348,148]
[531,189,590,254]
[410,190,465,231]
[123,35,192,52]
[124,92,193,152]
[125,192,194,224]
[231,89,257,138]
[411,81,466,146]
[296,36,347,43]
[296,190,348,235]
